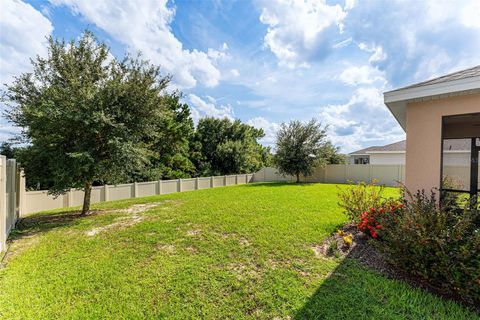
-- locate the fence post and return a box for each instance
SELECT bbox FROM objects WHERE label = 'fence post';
[178,179,182,192]
[157,180,162,195]
[104,184,109,202]
[195,177,199,190]
[64,189,73,208]
[224,175,227,186]
[235,175,238,185]
[0,156,6,252]
[133,182,138,198]
[210,176,214,188]
[18,169,26,218]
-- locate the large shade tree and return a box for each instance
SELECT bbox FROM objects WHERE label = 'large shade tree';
[3,32,171,215]
[274,119,337,182]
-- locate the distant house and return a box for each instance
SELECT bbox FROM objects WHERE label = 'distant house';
[349,140,470,166]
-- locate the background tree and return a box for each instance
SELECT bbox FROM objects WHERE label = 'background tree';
[274,119,338,182]
[131,92,196,181]
[0,142,15,159]
[193,117,270,175]
[3,32,171,215]
[321,142,347,164]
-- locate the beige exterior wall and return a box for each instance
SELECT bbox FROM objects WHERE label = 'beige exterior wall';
[405,93,480,193]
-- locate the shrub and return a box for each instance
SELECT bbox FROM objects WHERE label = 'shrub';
[337,180,387,223]
[378,188,480,303]
[357,203,403,239]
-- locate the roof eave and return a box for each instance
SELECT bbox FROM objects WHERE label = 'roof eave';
[383,75,480,131]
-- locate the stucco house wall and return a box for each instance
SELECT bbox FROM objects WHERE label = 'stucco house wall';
[405,93,480,193]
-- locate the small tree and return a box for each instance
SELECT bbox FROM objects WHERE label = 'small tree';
[274,119,331,183]
[3,31,170,215]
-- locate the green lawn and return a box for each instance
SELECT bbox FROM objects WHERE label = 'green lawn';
[0,183,477,319]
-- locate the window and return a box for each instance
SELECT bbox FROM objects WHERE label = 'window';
[441,113,480,208]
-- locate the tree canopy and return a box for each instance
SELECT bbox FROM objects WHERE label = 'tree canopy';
[3,32,171,214]
[193,117,270,176]
[274,119,340,182]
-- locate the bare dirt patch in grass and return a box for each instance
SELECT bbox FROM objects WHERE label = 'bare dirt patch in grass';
[85,214,145,236]
[156,244,175,253]
[84,201,177,237]
[227,262,261,280]
[186,229,201,236]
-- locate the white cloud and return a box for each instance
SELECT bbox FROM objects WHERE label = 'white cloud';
[50,0,221,89]
[344,0,356,11]
[318,86,404,153]
[230,69,240,77]
[0,0,53,85]
[347,0,480,85]
[339,65,385,86]
[258,0,347,68]
[246,117,280,147]
[188,94,234,122]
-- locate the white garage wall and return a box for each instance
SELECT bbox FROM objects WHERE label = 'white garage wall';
[369,153,406,165]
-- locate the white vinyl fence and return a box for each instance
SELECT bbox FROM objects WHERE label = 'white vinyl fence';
[23,174,255,216]
[0,156,24,252]
[254,165,406,186]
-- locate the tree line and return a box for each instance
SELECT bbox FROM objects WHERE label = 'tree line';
[1,31,344,215]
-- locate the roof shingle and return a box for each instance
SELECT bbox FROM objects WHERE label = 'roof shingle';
[390,65,480,92]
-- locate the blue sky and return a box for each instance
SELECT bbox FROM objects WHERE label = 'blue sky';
[1,0,480,152]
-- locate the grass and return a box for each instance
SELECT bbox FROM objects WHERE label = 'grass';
[0,182,477,319]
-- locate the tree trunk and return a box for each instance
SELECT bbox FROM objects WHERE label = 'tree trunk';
[296,172,300,183]
[81,181,92,216]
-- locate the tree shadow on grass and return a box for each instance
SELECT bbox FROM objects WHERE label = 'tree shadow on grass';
[9,210,89,241]
[293,238,480,319]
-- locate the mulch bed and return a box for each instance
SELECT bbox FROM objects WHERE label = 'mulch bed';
[319,224,480,314]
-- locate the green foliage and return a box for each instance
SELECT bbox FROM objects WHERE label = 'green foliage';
[0,141,15,158]
[132,92,196,181]
[322,141,347,164]
[378,188,480,304]
[193,117,270,175]
[3,31,171,213]
[274,119,338,182]
[337,180,388,223]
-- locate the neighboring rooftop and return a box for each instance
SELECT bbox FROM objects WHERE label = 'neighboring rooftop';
[350,140,406,155]
[349,139,470,155]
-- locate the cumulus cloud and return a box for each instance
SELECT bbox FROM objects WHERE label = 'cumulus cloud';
[318,86,405,153]
[257,0,347,68]
[50,0,221,89]
[246,117,280,147]
[339,65,385,86]
[346,0,480,86]
[0,0,53,85]
[188,94,234,123]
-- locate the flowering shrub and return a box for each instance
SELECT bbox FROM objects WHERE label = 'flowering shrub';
[337,180,387,223]
[357,203,403,239]
[378,188,480,304]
